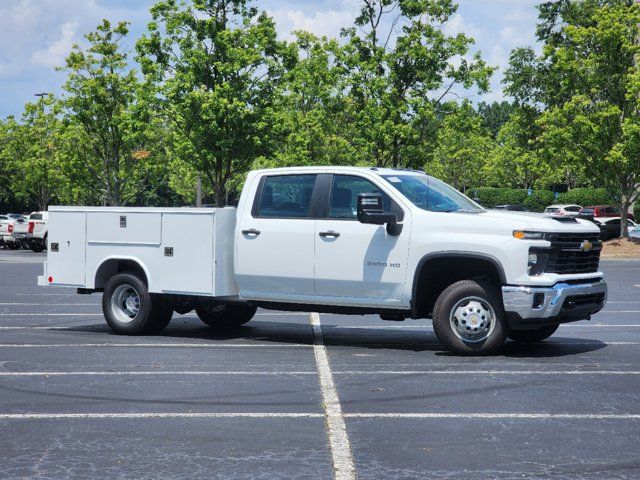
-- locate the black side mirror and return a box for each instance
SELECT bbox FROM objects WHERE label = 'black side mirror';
[357,193,403,236]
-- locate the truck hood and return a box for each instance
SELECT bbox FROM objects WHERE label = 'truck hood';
[477,210,600,233]
[413,209,600,238]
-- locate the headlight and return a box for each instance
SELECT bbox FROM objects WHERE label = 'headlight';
[513,230,549,240]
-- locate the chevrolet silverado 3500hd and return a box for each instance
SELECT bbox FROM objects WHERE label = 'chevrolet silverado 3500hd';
[37,167,607,354]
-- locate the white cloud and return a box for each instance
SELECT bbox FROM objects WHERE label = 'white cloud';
[444,12,484,41]
[31,21,78,68]
[268,1,358,40]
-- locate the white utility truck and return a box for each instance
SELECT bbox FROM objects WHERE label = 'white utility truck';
[38,167,607,354]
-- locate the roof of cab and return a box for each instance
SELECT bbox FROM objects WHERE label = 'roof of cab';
[250,166,427,176]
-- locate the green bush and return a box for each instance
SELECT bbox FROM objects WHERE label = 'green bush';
[556,188,611,207]
[634,202,640,220]
[524,190,555,212]
[472,188,528,208]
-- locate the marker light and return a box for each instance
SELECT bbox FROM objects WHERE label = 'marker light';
[513,231,548,240]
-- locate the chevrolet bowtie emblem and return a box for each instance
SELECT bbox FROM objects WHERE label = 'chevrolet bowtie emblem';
[580,240,593,252]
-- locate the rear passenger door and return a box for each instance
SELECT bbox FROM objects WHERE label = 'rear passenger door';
[235,174,319,300]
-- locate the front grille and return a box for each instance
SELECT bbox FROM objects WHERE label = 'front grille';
[543,232,602,274]
[562,293,605,311]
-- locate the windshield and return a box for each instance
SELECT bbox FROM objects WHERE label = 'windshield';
[381,174,483,213]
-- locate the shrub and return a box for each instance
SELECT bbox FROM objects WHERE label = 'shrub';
[524,190,555,212]
[634,201,640,220]
[472,188,528,208]
[556,188,611,207]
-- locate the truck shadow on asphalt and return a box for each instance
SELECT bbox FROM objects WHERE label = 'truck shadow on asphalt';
[63,319,607,358]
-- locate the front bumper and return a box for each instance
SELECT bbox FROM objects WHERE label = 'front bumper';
[502,279,607,327]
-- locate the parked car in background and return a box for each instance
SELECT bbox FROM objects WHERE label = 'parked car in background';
[544,204,582,218]
[26,211,48,252]
[11,216,30,249]
[0,215,9,248]
[0,215,27,249]
[630,224,640,240]
[493,204,530,212]
[580,205,635,221]
[594,217,637,241]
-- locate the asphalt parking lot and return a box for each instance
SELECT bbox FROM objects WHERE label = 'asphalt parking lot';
[1,250,639,479]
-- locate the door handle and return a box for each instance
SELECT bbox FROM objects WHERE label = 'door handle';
[319,230,340,238]
[242,228,261,236]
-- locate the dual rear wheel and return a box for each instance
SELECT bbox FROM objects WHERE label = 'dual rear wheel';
[102,272,255,335]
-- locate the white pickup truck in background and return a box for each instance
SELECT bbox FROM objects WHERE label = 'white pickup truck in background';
[37,167,607,354]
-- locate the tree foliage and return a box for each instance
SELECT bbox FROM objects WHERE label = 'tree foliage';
[136,0,294,206]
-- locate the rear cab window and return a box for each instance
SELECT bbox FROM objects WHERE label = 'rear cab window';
[253,174,317,218]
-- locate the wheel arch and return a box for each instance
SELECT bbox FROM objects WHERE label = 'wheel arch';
[411,252,506,319]
[93,256,151,290]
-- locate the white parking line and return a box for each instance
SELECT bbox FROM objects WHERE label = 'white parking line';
[0,343,313,348]
[1,412,638,420]
[0,412,324,420]
[0,371,319,376]
[0,313,102,316]
[310,312,356,480]
[344,413,640,419]
[1,370,640,377]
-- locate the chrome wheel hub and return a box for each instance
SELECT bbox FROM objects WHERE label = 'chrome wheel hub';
[110,284,140,324]
[449,297,495,343]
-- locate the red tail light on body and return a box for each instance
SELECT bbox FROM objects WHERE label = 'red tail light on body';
[8,224,13,234]
[28,221,35,233]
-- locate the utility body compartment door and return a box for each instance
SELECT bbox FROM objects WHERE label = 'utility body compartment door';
[47,210,87,286]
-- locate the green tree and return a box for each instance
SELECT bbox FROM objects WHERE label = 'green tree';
[477,101,516,139]
[3,97,69,211]
[61,20,155,206]
[336,0,494,169]
[261,32,354,170]
[532,1,640,237]
[426,102,494,191]
[137,0,294,206]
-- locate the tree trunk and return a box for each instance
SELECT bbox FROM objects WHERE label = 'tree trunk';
[620,194,631,239]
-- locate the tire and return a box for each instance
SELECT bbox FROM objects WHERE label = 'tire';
[195,300,256,329]
[30,240,45,253]
[508,325,559,343]
[7,241,20,250]
[102,272,173,335]
[432,280,507,355]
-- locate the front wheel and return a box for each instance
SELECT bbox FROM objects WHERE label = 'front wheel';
[102,272,173,335]
[196,300,256,329]
[432,280,507,355]
[508,325,559,343]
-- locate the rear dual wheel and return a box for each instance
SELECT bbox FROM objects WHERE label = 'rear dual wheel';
[102,272,173,335]
[196,300,256,329]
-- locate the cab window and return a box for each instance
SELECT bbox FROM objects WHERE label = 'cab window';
[255,174,317,218]
[329,175,400,220]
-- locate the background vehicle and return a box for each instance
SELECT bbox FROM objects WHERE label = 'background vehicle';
[25,211,48,252]
[544,204,582,217]
[580,205,635,221]
[11,216,30,249]
[493,204,530,212]
[0,215,27,250]
[38,167,607,355]
[594,217,637,241]
[630,224,640,240]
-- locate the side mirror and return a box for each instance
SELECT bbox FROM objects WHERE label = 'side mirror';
[357,193,403,236]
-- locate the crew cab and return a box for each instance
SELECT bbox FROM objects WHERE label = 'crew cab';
[37,167,607,354]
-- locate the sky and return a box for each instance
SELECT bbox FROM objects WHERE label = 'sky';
[0,0,541,118]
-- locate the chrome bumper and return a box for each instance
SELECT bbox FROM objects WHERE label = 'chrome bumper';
[502,279,607,321]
